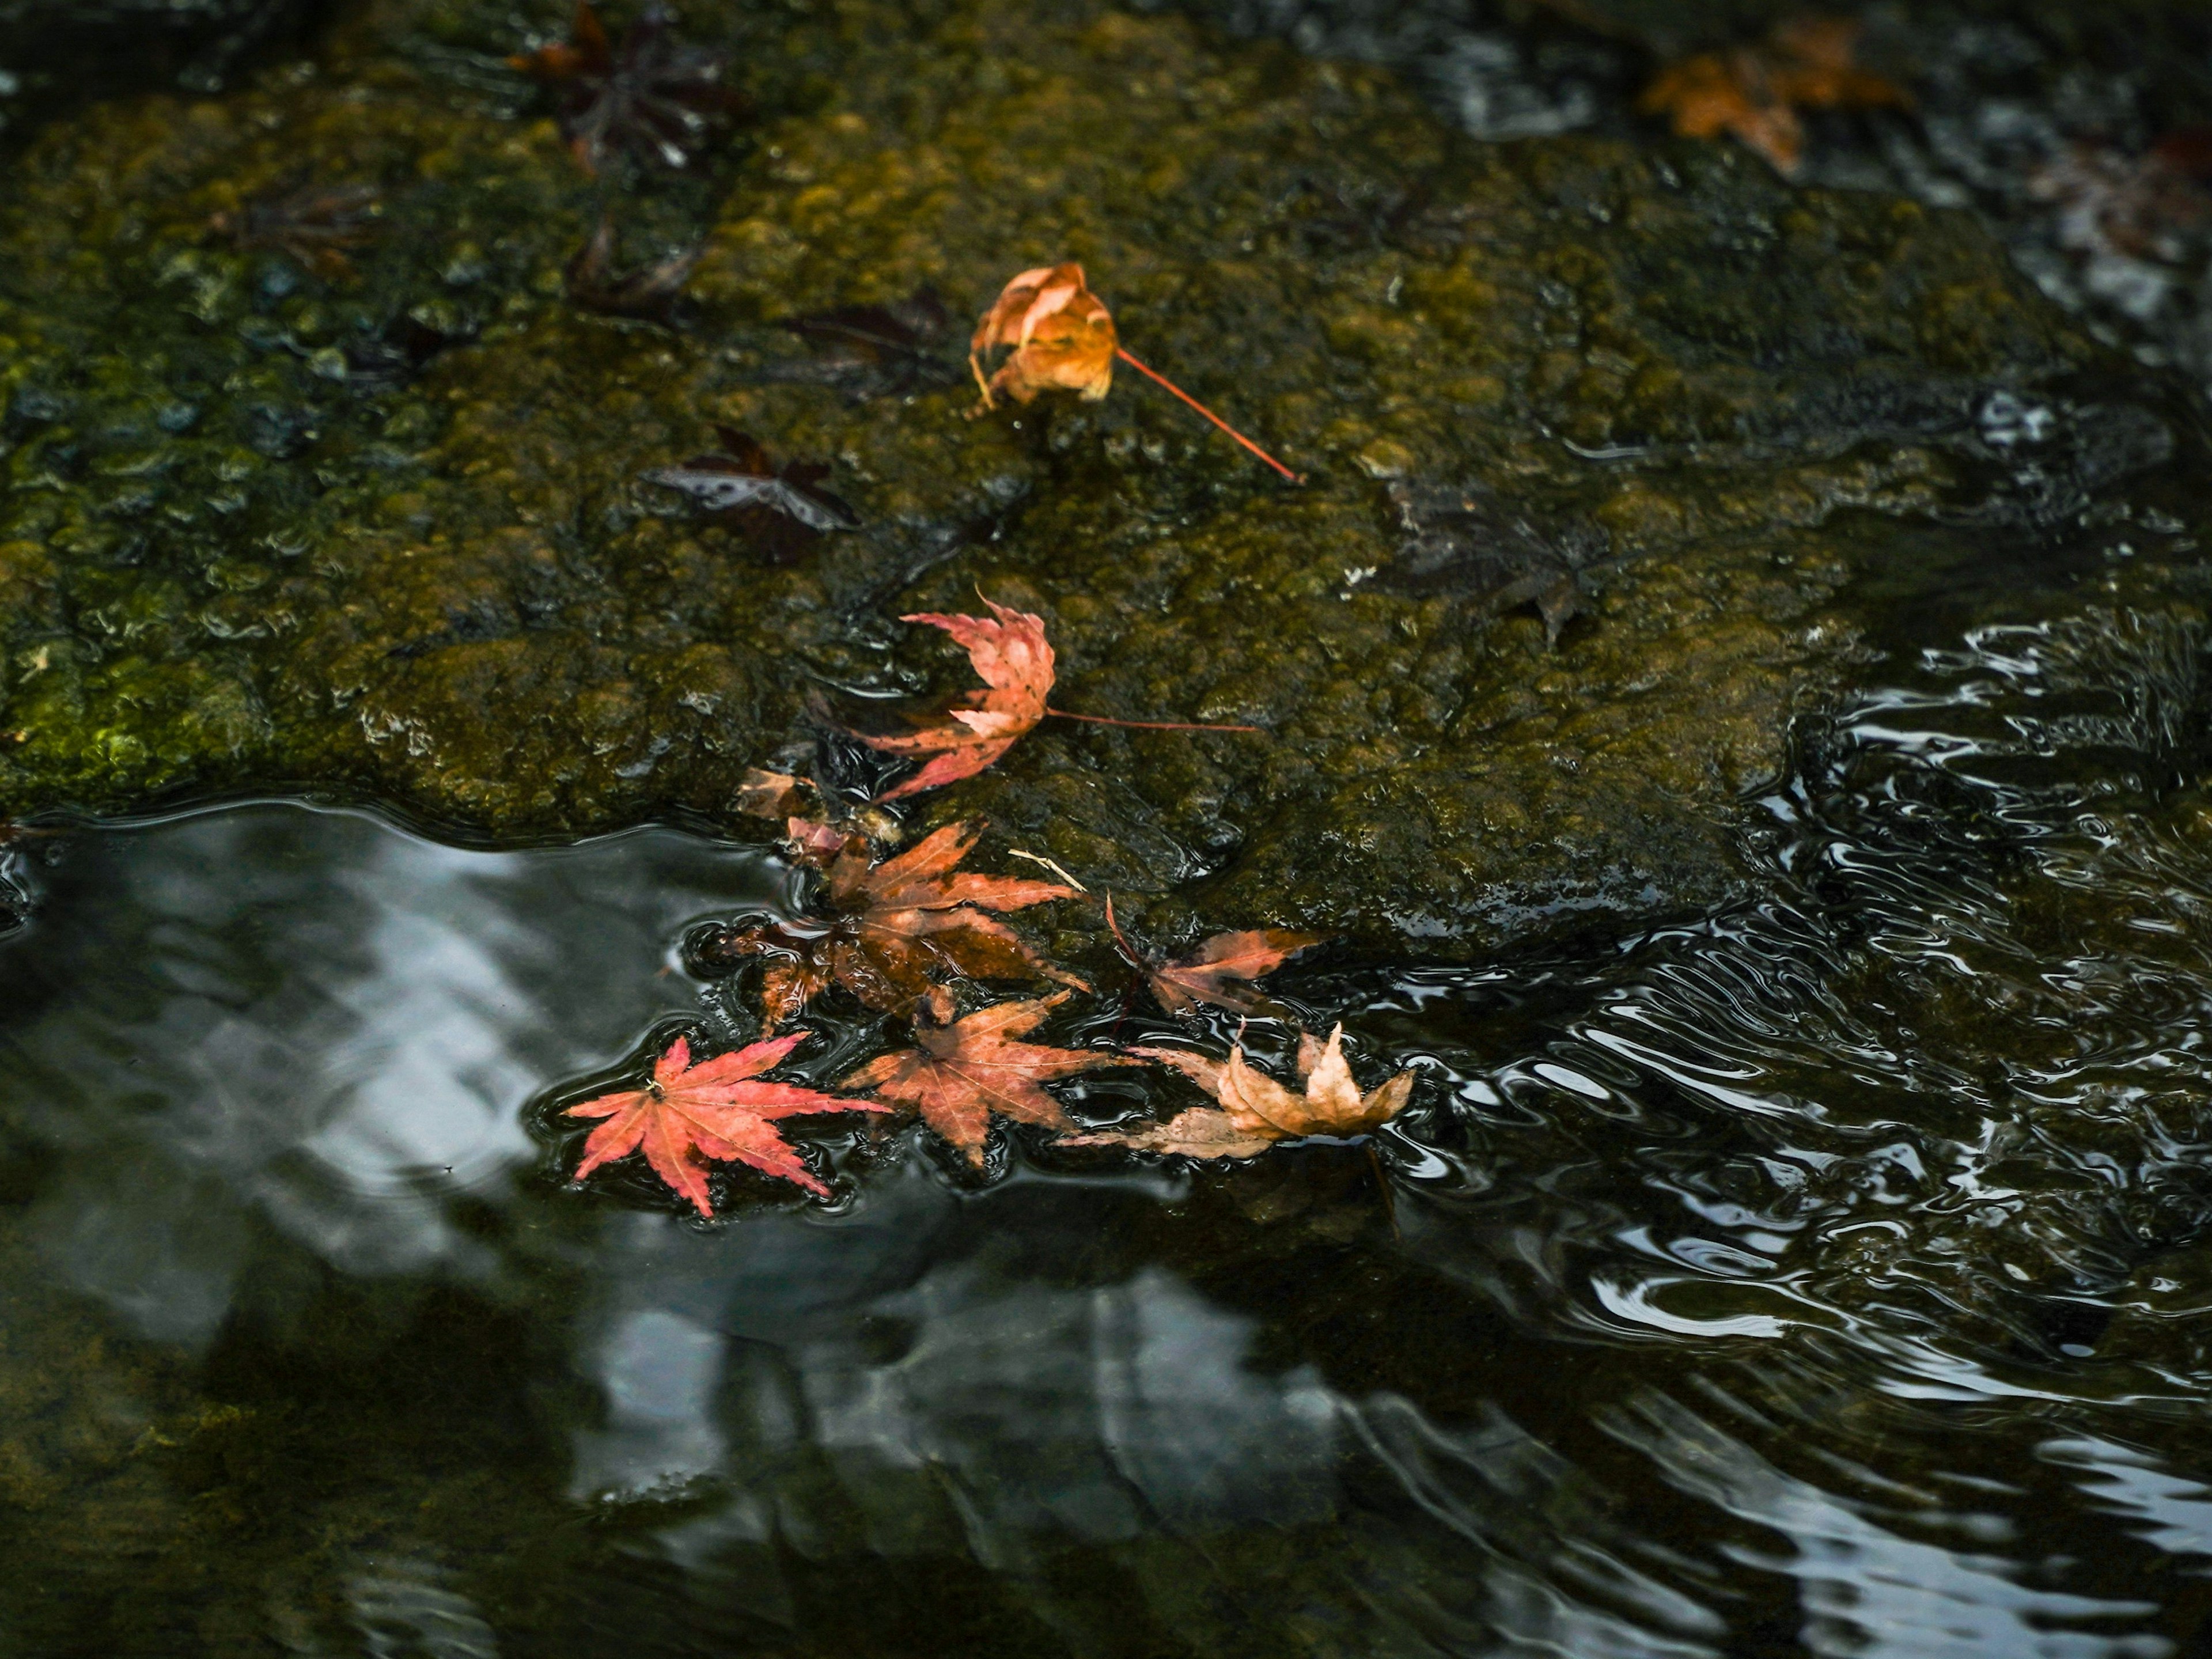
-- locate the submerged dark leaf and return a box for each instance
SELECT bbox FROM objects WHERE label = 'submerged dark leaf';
[768,287,961,400]
[643,426,862,546]
[565,220,699,323]
[211,181,382,279]
[1379,478,1609,647]
[509,1,745,175]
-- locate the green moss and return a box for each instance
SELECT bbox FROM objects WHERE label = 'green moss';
[0,0,2178,955]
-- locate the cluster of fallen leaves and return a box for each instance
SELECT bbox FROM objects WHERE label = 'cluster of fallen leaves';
[563,797,1412,1213]
[1637,17,1909,176]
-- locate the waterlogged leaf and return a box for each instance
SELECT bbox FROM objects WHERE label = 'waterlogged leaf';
[771,287,961,401]
[568,1032,885,1213]
[969,263,1117,408]
[710,819,1084,1025]
[211,181,382,279]
[1106,895,1321,1016]
[844,989,1134,1165]
[565,219,698,323]
[510,1,745,175]
[860,600,1054,800]
[1069,1025,1412,1160]
[1637,17,1907,176]
[644,426,862,539]
[732,767,809,820]
[2032,132,2212,265]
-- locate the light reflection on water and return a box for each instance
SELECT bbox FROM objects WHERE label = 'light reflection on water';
[5,609,2212,1652]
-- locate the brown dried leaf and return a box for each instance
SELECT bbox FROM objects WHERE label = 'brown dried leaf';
[969,263,1118,408]
[1107,896,1321,1016]
[1071,1025,1412,1161]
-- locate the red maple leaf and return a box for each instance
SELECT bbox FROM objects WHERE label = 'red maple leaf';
[842,989,1134,1165]
[567,1032,885,1214]
[710,819,1084,1025]
[860,600,1053,800]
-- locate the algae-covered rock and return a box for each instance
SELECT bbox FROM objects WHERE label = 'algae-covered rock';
[0,0,2194,957]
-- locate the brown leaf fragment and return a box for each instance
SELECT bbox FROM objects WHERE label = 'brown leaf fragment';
[567,1032,887,1214]
[2031,131,2212,265]
[1637,16,1908,176]
[1105,895,1320,1016]
[858,600,1054,800]
[711,820,1083,1025]
[565,219,699,323]
[969,263,1118,409]
[844,989,1134,1165]
[1071,1025,1412,1161]
[643,426,862,548]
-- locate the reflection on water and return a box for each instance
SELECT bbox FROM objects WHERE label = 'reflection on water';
[7,602,2212,1652]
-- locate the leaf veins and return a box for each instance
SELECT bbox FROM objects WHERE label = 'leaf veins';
[1105,895,1323,1016]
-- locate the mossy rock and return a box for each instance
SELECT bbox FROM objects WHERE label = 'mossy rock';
[0,0,2192,957]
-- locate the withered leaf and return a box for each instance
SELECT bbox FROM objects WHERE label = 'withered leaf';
[510,1,745,175]
[844,988,1134,1165]
[1106,895,1321,1016]
[644,426,862,540]
[568,1032,885,1214]
[733,767,809,820]
[859,599,1054,800]
[1637,17,1908,176]
[566,219,699,323]
[709,819,1084,1025]
[770,286,961,401]
[1068,1025,1412,1160]
[970,263,1118,408]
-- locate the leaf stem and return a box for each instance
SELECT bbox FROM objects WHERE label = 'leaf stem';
[1047,707,1262,733]
[1113,349,1305,484]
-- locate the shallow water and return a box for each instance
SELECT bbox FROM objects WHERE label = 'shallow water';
[5,569,2212,1654]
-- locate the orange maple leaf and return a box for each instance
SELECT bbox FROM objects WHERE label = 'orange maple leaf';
[856,600,1260,800]
[1069,1025,1413,1160]
[567,1032,886,1214]
[843,988,1135,1165]
[713,819,1084,1025]
[1105,894,1323,1016]
[861,600,1054,800]
[1638,16,1908,176]
[969,263,1118,409]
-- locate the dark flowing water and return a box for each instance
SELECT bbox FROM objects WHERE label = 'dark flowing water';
[5,575,2212,1654]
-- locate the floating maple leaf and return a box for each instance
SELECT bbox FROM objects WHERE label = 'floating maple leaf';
[1637,17,1908,176]
[510,1,745,175]
[567,1032,885,1214]
[1069,1025,1413,1161]
[843,988,1134,1165]
[1105,895,1321,1016]
[704,819,1083,1025]
[732,766,810,820]
[771,287,961,402]
[644,427,862,554]
[861,601,1053,800]
[566,219,699,323]
[211,182,382,279]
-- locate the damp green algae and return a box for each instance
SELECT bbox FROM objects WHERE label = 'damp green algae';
[0,0,2188,956]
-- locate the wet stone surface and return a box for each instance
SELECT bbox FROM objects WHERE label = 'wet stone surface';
[0,0,2204,963]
